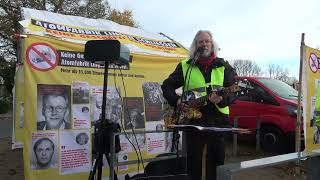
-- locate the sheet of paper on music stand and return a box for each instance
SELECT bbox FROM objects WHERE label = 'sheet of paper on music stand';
[168,124,234,132]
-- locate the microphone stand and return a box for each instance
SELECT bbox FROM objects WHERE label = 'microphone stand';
[88,61,119,180]
[176,49,202,121]
[172,49,202,174]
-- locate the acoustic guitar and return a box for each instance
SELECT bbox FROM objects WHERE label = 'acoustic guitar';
[164,82,252,127]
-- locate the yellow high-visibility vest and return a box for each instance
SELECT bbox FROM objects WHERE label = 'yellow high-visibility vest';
[181,58,229,114]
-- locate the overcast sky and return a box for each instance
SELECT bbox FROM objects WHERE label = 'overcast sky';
[110,0,320,78]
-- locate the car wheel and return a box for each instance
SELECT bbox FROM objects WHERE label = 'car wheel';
[260,126,284,152]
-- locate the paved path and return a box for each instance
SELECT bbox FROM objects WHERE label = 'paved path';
[0,112,12,138]
[0,118,12,138]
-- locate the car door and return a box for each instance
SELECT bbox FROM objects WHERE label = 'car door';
[230,79,260,129]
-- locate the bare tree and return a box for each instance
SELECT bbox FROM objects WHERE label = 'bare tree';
[266,63,297,84]
[230,60,297,85]
[0,0,138,59]
[0,0,139,94]
[267,64,287,79]
[267,64,275,78]
[230,59,262,77]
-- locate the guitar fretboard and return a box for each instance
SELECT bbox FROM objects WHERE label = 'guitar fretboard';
[188,85,239,107]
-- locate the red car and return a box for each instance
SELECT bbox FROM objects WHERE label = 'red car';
[229,77,302,152]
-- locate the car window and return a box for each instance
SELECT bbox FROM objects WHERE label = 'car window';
[236,79,275,104]
[257,78,298,100]
[252,85,273,104]
[236,79,253,101]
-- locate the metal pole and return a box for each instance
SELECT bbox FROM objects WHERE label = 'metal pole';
[256,117,261,151]
[233,117,238,156]
[109,132,116,180]
[296,33,305,173]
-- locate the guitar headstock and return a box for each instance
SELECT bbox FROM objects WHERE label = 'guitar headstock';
[228,84,241,93]
[234,79,254,95]
[214,80,254,96]
[236,79,254,90]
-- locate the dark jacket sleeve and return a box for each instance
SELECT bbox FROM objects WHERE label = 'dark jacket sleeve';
[216,60,237,108]
[161,63,185,107]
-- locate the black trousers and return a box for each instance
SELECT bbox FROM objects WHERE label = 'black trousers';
[186,131,225,180]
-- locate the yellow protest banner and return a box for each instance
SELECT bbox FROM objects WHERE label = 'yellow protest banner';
[14,8,188,180]
[303,45,320,152]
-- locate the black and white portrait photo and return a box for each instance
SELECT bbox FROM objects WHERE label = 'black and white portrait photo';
[31,133,58,170]
[91,86,122,124]
[143,82,165,105]
[82,106,89,113]
[142,82,165,121]
[37,85,71,130]
[76,132,89,145]
[123,97,145,130]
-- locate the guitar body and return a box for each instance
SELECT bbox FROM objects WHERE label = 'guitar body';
[164,107,202,127]
[164,83,252,127]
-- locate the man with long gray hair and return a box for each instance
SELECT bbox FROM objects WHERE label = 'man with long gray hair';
[161,30,237,180]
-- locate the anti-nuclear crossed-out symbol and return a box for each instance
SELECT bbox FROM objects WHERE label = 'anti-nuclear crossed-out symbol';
[26,42,59,71]
[309,53,320,73]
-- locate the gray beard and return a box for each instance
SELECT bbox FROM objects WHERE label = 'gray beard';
[200,50,211,58]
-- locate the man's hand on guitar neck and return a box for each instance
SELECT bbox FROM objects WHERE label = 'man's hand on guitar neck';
[177,91,223,112]
[208,91,223,104]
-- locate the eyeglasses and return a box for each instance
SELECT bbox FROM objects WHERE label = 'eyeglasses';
[198,39,211,44]
[44,106,66,113]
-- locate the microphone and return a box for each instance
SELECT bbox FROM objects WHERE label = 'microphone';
[197,47,205,53]
[190,47,204,65]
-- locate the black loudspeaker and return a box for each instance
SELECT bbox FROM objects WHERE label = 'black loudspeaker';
[125,153,190,180]
[145,154,186,175]
[84,40,130,65]
[125,174,190,180]
[85,40,119,61]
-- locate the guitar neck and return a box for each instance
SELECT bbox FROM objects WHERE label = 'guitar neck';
[189,86,234,107]
[189,95,209,107]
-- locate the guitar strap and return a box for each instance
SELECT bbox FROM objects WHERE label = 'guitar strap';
[188,87,206,93]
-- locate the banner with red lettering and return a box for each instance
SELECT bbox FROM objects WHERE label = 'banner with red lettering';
[14,8,188,180]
